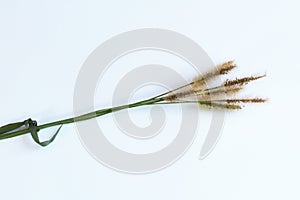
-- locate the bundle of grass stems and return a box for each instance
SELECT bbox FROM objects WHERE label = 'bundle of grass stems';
[0,61,266,147]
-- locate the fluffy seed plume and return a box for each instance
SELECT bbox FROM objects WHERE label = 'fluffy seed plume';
[192,60,237,90]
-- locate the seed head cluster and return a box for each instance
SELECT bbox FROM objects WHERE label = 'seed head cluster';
[163,61,266,109]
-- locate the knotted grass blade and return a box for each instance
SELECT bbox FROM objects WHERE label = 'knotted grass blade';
[27,119,62,147]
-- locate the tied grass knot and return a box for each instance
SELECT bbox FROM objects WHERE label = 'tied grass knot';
[25,118,62,147]
[0,118,62,147]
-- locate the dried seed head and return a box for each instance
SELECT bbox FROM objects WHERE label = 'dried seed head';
[223,74,266,87]
[164,93,177,101]
[224,86,244,96]
[216,60,237,75]
[196,85,244,100]
[164,90,194,101]
[223,98,267,104]
[198,101,242,110]
[163,84,197,102]
[192,60,237,90]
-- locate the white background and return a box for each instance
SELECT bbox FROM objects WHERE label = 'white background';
[0,0,299,199]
